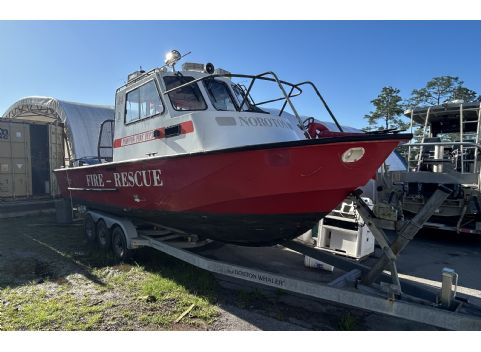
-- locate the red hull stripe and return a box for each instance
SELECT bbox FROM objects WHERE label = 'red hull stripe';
[113,121,194,148]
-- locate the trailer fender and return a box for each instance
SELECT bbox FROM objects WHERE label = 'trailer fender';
[86,211,138,249]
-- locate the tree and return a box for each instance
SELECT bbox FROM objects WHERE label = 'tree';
[407,76,479,107]
[452,86,478,102]
[364,86,407,131]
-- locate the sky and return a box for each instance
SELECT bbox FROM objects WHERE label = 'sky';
[0,20,480,129]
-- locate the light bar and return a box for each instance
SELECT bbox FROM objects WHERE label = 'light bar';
[127,70,145,82]
[182,62,205,72]
[214,68,231,76]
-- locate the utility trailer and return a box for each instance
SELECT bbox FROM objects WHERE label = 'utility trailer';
[57,185,481,331]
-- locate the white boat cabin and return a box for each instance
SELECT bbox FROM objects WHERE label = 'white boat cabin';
[94,50,352,164]
[107,66,311,162]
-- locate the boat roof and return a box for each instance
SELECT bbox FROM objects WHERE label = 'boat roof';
[405,101,481,125]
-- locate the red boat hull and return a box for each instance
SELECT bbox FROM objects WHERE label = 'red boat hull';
[55,135,408,245]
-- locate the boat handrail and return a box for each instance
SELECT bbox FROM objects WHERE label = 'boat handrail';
[162,71,344,134]
[236,71,307,135]
[162,72,301,102]
[406,141,481,150]
[252,87,304,107]
[290,81,344,132]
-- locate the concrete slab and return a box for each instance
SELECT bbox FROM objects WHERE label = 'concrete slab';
[376,229,481,304]
[198,228,481,310]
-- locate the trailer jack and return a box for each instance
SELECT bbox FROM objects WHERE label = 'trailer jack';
[352,185,453,287]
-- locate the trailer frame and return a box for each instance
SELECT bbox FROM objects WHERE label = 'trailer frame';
[75,186,481,330]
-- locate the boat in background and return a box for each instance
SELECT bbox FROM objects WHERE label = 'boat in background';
[376,101,481,235]
[54,50,411,245]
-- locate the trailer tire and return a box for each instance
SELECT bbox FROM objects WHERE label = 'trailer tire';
[96,219,111,250]
[111,226,131,261]
[84,214,96,244]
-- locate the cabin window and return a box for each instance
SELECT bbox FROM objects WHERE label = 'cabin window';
[231,84,267,113]
[125,80,164,124]
[163,76,207,111]
[232,85,250,111]
[203,79,237,111]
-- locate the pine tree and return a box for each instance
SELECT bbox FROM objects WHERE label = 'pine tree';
[364,86,407,131]
[407,76,478,108]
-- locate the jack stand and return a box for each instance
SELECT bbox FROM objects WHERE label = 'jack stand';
[440,267,459,309]
[380,282,402,301]
[351,184,453,286]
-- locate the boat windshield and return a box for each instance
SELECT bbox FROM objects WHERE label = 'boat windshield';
[163,76,207,111]
[231,84,251,111]
[231,84,266,113]
[203,79,237,111]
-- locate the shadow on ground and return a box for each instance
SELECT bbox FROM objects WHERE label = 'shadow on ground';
[0,214,216,298]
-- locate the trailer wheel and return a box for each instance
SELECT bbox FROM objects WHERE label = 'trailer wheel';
[84,214,96,244]
[96,219,111,250]
[111,226,131,261]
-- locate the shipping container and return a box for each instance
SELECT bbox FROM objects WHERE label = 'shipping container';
[0,119,64,198]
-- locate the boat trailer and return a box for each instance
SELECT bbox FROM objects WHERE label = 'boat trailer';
[62,184,481,330]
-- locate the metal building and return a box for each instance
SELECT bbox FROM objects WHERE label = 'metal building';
[1,96,114,199]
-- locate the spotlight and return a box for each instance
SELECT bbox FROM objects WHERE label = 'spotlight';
[165,50,181,66]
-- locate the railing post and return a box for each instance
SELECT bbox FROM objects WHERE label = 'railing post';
[408,109,414,170]
[266,71,309,137]
[417,107,431,171]
[238,77,256,112]
[476,102,481,188]
[295,81,344,132]
[460,104,464,173]
[278,85,296,116]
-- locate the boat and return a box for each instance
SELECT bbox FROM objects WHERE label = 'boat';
[54,50,411,246]
[376,101,481,235]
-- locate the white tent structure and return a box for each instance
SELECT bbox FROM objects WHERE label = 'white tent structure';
[2,96,114,161]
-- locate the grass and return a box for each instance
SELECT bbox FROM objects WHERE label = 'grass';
[338,313,359,331]
[107,252,219,327]
[0,285,110,330]
[0,215,219,330]
[0,257,219,330]
[93,260,219,327]
[139,274,218,325]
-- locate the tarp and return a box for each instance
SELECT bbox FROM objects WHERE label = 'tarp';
[2,96,114,160]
